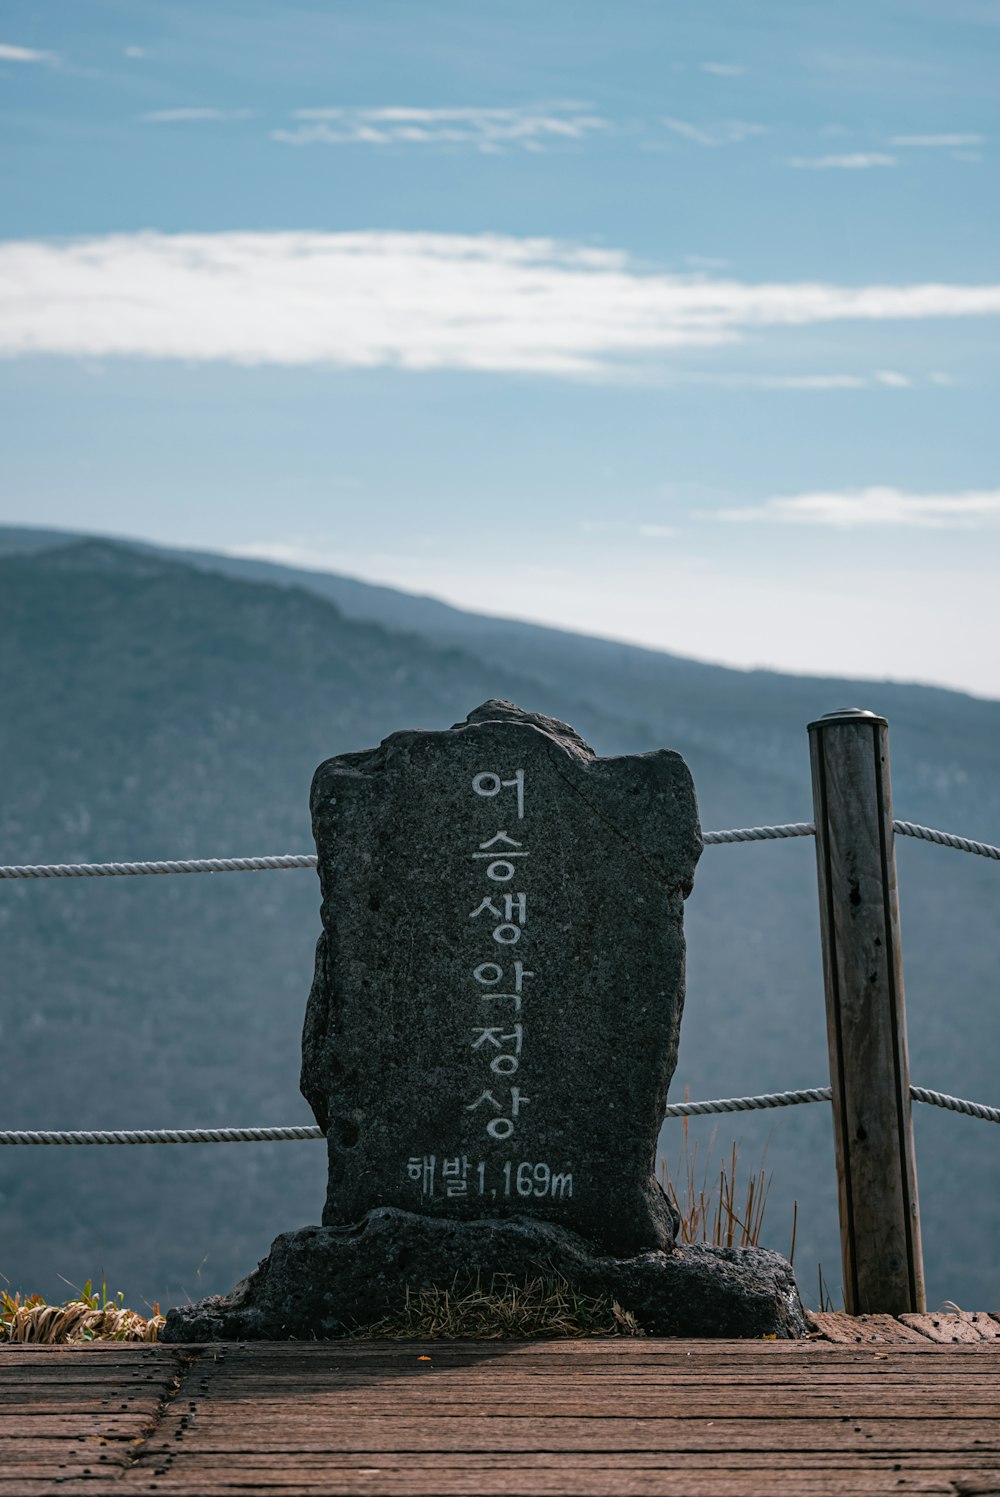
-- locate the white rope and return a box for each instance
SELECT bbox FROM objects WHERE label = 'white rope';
[0,1092,832,1145]
[0,830,820,876]
[0,1125,324,1146]
[0,854,318,879]
[703,819,1000,861]
[2,820,998,876]
[910,1086,1000,1125]
[702,822,815,845]
[1,1083,994,1144]
[894,821,1000,861]
[663,1086,831,1116]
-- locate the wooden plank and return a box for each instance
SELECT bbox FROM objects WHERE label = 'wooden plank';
[7,1451,1000,1474]
[116,1341,997,1361]
[9,1341,1000,1374]
[14,1366,1000,1387]
[808,1312,929,1343]
[808,710,925,1316]
[186,1372,1000,1390]
[0,1395,160,1406]
[117,1451,1000,1468]
[193,1370,1000,1385]
[137,1417,1000,1453]
[0,1415,153,1435]
[0,1441,135,1459]
[0,1473,990,1496]
[151,1344,1000,1362]
[899,1313,1000,1343]
[8,1469,986,1496]
[0,1350,169,1364]
[178,1391,1000,1408]
[107,1466,1000,1496]
[811,1311,1000,1346]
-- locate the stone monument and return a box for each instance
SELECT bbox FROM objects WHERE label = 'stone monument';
[165,702,806,1341]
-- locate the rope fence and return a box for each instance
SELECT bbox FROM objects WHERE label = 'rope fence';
[0,814,994,1152]
[0,853,318,879]
[1,1083,995,1145]
[2,817,998,878]
[6,701,994,1318]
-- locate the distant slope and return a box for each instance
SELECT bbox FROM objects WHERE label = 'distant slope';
[0,531,997,1312]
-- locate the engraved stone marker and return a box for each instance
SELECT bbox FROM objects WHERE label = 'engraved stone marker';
[165,699,809,1342]
[300,699,702,1256]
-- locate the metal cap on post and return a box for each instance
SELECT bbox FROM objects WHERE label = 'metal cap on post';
[808,709,925,1316]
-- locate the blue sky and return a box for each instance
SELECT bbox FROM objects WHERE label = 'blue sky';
[2,1,998,693]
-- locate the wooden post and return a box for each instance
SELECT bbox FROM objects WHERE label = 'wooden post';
[808,709,925,1315]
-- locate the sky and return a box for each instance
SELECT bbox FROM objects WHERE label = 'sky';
[1,0,999,695]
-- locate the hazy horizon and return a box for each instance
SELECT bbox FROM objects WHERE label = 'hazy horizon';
[5,518,999,704]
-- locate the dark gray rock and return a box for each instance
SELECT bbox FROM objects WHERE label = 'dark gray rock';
[161,1207,809,1342]
[301,700,701,1257]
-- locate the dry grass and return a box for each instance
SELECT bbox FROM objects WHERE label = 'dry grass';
[0,1281,164,1344]
[354,1272,644,1340]
[660,1108,781,1251]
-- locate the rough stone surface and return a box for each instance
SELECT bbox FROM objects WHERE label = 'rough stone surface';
[162,1207,809,1342]
[300,700,702,1257]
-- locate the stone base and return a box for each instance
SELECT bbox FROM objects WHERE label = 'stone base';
[162,1207,808,1342]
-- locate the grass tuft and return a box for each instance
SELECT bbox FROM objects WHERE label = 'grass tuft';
[353,1272,644,1340]
[660,1107,778,1249]
[0,1281,164,1344]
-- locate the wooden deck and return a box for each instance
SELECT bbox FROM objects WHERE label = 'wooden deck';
[3,1316,1000,1496]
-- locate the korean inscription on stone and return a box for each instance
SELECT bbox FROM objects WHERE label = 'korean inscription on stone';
[300,700,702,1255]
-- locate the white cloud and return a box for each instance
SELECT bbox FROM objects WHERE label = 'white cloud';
[873,369,912,387]
[2,231,1000,377]
[714,486,1000,528]
[890,133,985,147]
[0,42,57,63]
[700,62,747,77]
[678,370,944,390]
[787,153,896,169]
[124,46,149,59]
[143,108,254,122]
[662,117,765,146]
[273,103,607,152]
[678,372,870,389]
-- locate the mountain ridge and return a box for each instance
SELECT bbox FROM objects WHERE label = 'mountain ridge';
[1,521,993,708]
